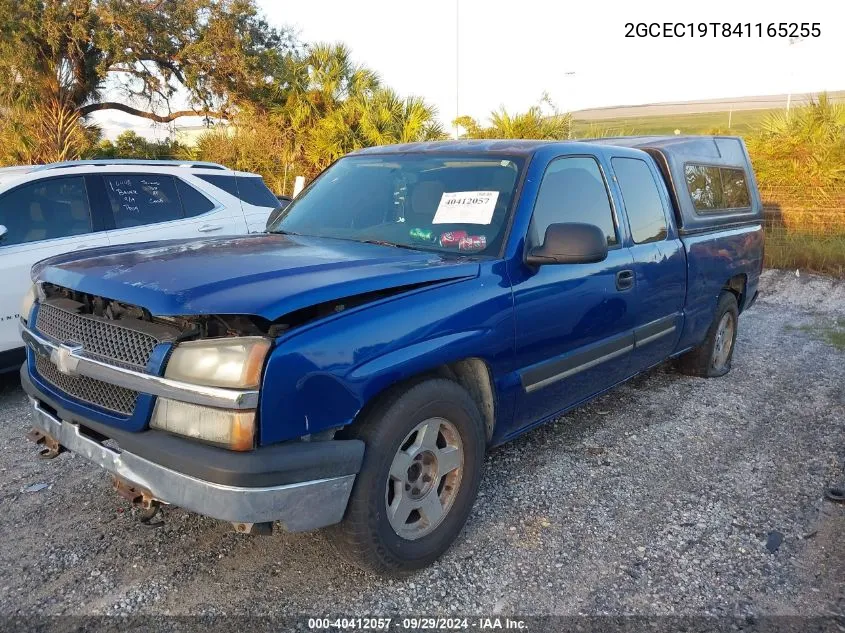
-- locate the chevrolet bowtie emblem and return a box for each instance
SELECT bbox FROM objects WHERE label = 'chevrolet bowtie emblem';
[51,343,83,376]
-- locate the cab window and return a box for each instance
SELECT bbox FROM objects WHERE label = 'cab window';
[611,157,668,244]
[529,156,618,246]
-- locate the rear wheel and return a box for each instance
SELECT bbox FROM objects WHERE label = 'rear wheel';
[327,378,486,576]
[676,291,739,377]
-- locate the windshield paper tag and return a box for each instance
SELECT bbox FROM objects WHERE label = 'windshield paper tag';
[432,191,499,225]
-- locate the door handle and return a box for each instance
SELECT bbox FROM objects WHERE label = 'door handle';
[198,224,223,233]
[616,269,635,291]
[75,243,92,250]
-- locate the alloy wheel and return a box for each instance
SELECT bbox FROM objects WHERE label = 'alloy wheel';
[385,417,464,540]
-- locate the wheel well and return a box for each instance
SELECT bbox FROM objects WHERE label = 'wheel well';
[723,274,747,311]
[445,358,496,441]
[349,358,497,442]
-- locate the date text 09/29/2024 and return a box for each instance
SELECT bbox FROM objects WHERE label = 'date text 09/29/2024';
[308,617,526,630]
[21,135,763,576]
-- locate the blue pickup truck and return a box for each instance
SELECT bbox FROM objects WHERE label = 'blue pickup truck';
[19,136,763,575]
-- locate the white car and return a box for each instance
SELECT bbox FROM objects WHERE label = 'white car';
[0,159,282,369]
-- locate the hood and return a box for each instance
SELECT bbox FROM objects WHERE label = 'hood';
[34,234,480,321]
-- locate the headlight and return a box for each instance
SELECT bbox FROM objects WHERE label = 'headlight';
[151,399,255,451]
[20,284,37,324]
[154,337,269,449]
[164,336,270,389]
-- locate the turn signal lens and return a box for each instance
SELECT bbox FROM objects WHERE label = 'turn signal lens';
[151,398,255,451]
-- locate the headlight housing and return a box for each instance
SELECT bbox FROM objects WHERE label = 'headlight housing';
[152,336,270,450]
[163,336,270,389]
[20,284,37,324]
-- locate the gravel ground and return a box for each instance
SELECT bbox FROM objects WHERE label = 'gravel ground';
[0,269,842,618]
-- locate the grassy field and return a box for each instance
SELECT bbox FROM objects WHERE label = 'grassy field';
[572,108,777,137]
[764,230,845,278]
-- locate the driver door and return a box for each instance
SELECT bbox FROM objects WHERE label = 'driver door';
[509,155,636,431]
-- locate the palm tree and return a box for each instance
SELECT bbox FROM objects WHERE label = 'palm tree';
[456,102,572,140]
[194,42,445,192]
[750,93,845,191]
[269,43,445,175]
[306,88,445,170]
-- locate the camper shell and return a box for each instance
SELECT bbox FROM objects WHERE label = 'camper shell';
[594,135,763,234]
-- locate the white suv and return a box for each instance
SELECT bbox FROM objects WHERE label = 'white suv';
[0,159,282,369]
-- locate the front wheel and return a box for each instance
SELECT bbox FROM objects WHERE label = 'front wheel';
[676,291,739,378]
[327,378,486,576]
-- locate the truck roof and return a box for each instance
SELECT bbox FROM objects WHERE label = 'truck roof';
[348,135,744,156]
[350,139,556,155]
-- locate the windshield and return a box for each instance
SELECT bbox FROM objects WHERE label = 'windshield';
[268,154,524,256]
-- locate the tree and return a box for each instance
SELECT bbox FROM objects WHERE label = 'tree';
[2,0,295,122]
[0,0,295,162]
[194,43,446,192]
[94,130,188,159]
[0,97,101,164]
[273,43,444,174]
[305,88,444,171]
[193,109,291,193]
[455,96,572,140]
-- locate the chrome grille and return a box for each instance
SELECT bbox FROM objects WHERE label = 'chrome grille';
[32,299,180,416]
[35,302,160,371]
[34,355,138,415]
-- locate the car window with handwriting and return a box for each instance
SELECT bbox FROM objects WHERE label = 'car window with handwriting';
[103,175,183,228]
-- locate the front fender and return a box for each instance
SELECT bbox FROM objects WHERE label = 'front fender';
[257,261,515,444]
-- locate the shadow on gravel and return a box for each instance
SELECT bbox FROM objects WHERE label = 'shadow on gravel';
[0,370,22,398]
[487,362,685,463]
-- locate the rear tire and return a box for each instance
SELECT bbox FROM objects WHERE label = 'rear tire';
[676,291,739,378]
[327,378,486,576]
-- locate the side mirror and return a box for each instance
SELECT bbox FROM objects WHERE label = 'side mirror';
[525,222,608,266]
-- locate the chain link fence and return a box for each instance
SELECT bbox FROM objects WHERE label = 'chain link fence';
[760,186,845,277]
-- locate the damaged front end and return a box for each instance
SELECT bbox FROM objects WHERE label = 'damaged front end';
[19,280,377,533]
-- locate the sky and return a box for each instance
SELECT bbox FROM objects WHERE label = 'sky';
[90,0,845,140]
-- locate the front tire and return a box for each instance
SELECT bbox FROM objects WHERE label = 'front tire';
[676,291,739,378]
[327,378,486,576]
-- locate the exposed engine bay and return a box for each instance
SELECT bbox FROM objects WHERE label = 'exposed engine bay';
[40,281,430,340]
[41,282,269,341]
